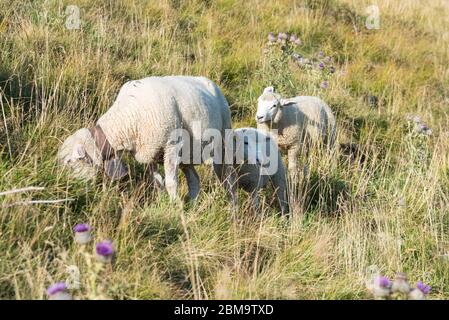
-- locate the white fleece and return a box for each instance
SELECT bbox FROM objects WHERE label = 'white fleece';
[216,127,288,214]
[97,76,232,164]
[257,95,336,151]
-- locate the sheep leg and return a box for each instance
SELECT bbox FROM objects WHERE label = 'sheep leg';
[164,145,180,201]
[147,164,165,190]
[213,163,238,208]
[181,165,200,201]
[271,163,289,216]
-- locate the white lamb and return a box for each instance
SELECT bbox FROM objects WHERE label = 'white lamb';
[215,127,288,215]
[58,76,236,202]
[255,86,336,174]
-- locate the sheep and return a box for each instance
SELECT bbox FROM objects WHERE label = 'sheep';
[58,76,236,203]
[255,86,336,175]
[214,127,288,215]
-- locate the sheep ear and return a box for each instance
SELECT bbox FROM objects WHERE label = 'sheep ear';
[279,98,292,107]
[263,86,274,94]
[104,158,128,180]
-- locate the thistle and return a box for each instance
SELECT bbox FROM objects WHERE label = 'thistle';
[47,282,72,300]
[368,276,391,299]
[391,272,411,294]
[409,282,431,300]
[268,32,276,43]
[73,223,92,245]
[294,38,302,46]
[95,240,114,263]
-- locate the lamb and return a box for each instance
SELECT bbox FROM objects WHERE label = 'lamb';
[215,127,288,215]
[255,86,336,175]
[58,76,236,202]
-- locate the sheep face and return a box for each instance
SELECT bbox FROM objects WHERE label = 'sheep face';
[57,128,104,180]
[255,86,282,124]
[233,128,278,176]
[57,128,127,180]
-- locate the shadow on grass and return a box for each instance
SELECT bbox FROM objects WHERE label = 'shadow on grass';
[0,280,15,299]
[295,171,350,216]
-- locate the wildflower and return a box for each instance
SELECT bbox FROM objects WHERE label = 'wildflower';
[409,282,430,300]
[320,81,328,89]
[289,34,298,42]
[329,66,336,73]
[47,282,72,300]
[268,32,276,43]
[325,56,333,64]
[294,38,302,46]
[417,281,431,294]
[73,223,92,245]
[319,51,325,57]
[318,62,325,70]
[369,276,391,299]
[391,272,411,294]
[278,32,288,40]
[95,240,114,263]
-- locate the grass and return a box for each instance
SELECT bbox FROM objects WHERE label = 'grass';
[0,0,448,299]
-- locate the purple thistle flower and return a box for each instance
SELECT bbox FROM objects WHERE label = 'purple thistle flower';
[96,240,114,263]
[268,32,276,43]
[289,34,298,42]
[47,282,72,300]
[73,223,92,244]
[47,282,67,296]
[294,38,302,46]
[416,281,431,294]
[73,223,90,233]
[96,240,114,256]
[319,62,325,70]
[319,51,325,57]
[320,81,329,89]
[375,276,391,288]
[278,32,288,40]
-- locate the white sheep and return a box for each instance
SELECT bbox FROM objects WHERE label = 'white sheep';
[255,86,336,174]
[215,127,288,215]
[58,76,236,202]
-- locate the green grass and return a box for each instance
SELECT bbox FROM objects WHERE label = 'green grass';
[0,0,448,299]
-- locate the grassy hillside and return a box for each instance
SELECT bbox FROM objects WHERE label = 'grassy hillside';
[0,0,448,299]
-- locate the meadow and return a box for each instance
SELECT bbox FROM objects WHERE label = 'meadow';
[0,0,448,299]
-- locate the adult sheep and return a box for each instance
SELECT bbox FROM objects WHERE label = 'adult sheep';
[216,127,288,214]
[255,86,336,175]
[58,76,236,202]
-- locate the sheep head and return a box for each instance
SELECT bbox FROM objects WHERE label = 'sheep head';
[57,128,127,180]
[255,86,289,124]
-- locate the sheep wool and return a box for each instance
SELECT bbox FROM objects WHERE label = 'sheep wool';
[58,76,236,202]
[217,127,288,214]
[256,87,336,174]
[97,76,231,164]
